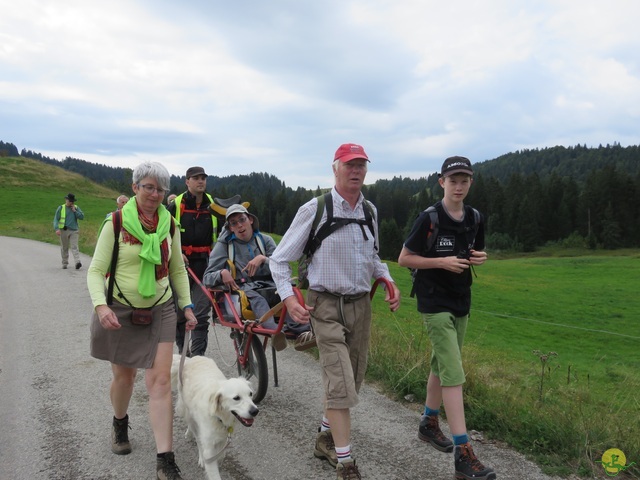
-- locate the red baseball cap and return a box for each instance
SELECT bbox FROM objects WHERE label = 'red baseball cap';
[334,143,370,163]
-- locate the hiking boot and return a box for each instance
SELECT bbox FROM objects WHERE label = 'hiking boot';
[418,414,453,452]
[294,330,317,351]
[157,452,183,480]
[314,428,338,467]
[454,443,496,480]
[336,459,362,480]
[75,262,82,270]
[62,265,68,269]
[111,415,132,455]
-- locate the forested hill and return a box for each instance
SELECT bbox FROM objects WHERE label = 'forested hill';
[2,140,639,256]
[474,143,640,184]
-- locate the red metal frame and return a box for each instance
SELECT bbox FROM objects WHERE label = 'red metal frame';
[188,266,394,371]
[187,267,305,369]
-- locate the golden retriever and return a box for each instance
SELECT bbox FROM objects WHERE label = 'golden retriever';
[171,354,259,480]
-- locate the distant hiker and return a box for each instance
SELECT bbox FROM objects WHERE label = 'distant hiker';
[270,143,400,479]
[53,192,84,270]
[116,195,129,210]
[398,156,495,480]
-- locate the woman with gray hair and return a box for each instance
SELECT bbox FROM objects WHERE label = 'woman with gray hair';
[88,161,197,479]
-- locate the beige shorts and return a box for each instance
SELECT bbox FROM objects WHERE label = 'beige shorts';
[307,289,372,410]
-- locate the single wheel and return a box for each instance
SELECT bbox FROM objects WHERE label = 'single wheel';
[233,332,268,404]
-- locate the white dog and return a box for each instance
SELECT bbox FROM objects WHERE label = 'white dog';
[171,354,259,480]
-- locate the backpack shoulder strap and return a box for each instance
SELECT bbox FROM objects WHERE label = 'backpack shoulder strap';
[321,191,332,227]
[107,210,122,305]
[302,193,329,256]
[465,205,481,247]
[362,199,378,251]
[410,204,439,298]
[254,232,267,257]
[423,204,440,254]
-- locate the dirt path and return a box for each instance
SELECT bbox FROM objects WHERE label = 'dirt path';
[0,236,571,479]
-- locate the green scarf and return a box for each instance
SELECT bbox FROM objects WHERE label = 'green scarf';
[122,198,172,298]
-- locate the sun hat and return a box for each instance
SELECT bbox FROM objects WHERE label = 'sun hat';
[225,204,260,231]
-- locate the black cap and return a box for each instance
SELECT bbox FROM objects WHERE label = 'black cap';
[65,193,76,202]
[440,156,473,177]
[186,166,208,178]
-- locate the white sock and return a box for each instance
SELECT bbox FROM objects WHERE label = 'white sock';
[336,445,352,463]
[320,416,331,432]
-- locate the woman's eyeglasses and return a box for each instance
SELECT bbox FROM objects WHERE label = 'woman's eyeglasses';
[137,184,167,196]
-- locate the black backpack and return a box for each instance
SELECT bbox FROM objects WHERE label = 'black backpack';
[409,202,481,297]
[297,192,377,289]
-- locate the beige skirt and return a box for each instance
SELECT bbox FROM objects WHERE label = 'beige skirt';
[90,299,177,369]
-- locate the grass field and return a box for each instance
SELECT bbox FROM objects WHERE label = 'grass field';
[368,254,639,478]
[2,156,638,478]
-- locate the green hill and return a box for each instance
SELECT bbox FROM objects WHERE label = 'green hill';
[0,156,121,253]
[5,140,640,254]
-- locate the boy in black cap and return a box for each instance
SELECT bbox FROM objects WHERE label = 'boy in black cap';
[53,193,85,269]
[398,156,495,480]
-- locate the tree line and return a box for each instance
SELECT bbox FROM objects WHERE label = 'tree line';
[4,140,639,259]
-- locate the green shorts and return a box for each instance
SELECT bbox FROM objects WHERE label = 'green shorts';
[423,312,468,387]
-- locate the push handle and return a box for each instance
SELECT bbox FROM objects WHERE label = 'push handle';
[370,277,395,300]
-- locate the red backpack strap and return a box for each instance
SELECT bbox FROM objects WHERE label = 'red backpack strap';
[107,210,121,305]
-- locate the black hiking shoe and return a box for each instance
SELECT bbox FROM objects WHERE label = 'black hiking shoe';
[454,443,496,480]
[111,415,132,455]
[75,262,82,270]
[157,452,183,480]
[418,414,454,452]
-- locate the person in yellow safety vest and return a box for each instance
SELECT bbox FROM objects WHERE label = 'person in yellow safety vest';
[166,166,217,356]
[53,192,85,270]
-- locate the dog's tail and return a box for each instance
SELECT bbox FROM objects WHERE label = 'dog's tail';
[170,354,182,390]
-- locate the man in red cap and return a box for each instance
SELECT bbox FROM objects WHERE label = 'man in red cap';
[270,143,401,479]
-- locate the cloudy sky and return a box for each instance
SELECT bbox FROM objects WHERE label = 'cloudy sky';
[2,1,639,189]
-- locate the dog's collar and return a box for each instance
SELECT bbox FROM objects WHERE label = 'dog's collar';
[214,416,234,435]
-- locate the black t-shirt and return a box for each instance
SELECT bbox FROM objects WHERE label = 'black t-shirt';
[403,202,484,316]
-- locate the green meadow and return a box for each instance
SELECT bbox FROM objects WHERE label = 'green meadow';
[369,255,639,477]
[1,156,638,478]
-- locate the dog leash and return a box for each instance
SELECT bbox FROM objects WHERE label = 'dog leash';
[204,427,233,464]
[189,416,234,464]
[178,329,190,389]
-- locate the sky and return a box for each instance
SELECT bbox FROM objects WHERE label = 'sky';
[2,0,639,190]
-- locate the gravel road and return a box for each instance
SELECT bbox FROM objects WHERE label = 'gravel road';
[0,236,572,479]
